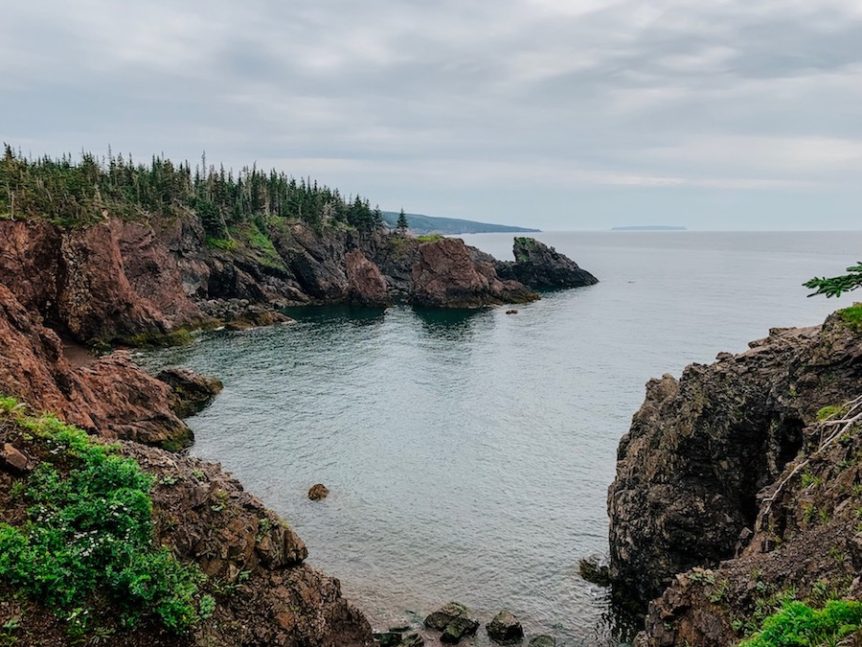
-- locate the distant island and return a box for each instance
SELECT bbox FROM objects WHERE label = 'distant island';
[382,210,540,235]
[612,225,687,231]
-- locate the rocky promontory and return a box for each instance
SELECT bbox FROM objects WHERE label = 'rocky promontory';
[609,306,862,645]
[0,216,596,347]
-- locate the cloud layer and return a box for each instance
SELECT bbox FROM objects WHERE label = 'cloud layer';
[2,0,861,229]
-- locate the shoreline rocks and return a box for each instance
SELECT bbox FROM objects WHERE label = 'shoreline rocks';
[156,367,223,418]
[308,483,330,501]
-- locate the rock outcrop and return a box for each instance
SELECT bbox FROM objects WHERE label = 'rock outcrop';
[608,309,862,645]
[411,238,537,308]
[496,237,598,290]
[156,368,224,418]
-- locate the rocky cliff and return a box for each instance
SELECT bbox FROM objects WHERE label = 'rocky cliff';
[608,307,862,645]
[0,215,597,346]
[496,237,598,290]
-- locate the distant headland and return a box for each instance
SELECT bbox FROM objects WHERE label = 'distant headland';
[382,210,540,235]
[612,225,687,231]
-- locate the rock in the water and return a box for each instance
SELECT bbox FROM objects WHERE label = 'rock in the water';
[156,367,223,418]
[496,237,598,290]
[373,631,403,647]
[486,610,524,644]
[528,637,556,647]
[0,443,31,473]
[424,602,470,630]
[399,634,424,647]
[578,554,610,586]
[505,309,518,314]
[308,483,330,501]
[440,616,480,644]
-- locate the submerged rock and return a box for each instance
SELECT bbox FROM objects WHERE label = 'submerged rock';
[308,483,330,501]
[528,637,556,647]
[486,610,524,644]
[496,237,598,290]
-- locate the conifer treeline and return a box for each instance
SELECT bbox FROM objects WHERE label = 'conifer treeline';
[0,145,383,235]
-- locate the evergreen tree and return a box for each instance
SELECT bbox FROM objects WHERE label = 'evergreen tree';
[396,208,408,233]
[804,263,862,298]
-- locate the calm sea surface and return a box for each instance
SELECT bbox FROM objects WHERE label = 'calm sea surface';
[142,231,862,646]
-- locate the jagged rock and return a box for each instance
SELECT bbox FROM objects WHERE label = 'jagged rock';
[608,309,862,645]
[0,443,30,473]
[156,368,223,418]
[528,637,556,647]
[308,483,330,501]
[496,237,598,290]
[411,238,537,308]
[345,249,390,306]
[440,616,480,644]
[486,610,524,644]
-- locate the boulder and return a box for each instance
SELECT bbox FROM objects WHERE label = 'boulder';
[496,237,597,290]
[156,368,223,418]
[424,602,471,630]
[308,483,330,501]
[440,616,480,644]
[486,610,524,644]
[0,443,31,473]
[578,554,610,586]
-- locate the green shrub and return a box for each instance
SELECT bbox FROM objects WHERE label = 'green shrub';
[839,305,862,332]
[817,405,845,421]
[741,599,862,647]
[205,236,238,252]
[416,233,443,243]
[0,408,210,634]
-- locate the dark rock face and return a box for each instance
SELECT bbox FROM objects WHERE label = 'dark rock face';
[486,610,524,644]
[496,237,598,290]
[608,311,862,645]
[156,368,223,418]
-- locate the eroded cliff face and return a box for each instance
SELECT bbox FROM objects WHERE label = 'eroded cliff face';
[608,311,862,646]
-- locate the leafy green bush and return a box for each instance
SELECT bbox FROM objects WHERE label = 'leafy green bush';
[839,305,862,332]
[416,233,443,243]
[0,408,211,634]
[741,599,862,647]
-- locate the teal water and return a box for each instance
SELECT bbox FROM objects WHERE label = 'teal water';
[141,231,862,645]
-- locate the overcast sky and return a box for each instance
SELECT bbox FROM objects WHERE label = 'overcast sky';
[2,1,861,230]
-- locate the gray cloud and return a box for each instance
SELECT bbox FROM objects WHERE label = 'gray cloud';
[2,0,861,229]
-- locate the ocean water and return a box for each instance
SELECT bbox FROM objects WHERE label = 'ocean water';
[141,231,862,646]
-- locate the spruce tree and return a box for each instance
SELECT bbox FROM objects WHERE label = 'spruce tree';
[396,208,408,233]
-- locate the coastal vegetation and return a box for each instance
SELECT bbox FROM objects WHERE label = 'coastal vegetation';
[0,145,383,235]
[0,396,212,637]
[804,263,862,298]
[740,599,862,647]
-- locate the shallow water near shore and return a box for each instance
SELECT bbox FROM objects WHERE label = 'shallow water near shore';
[141,231,862,646]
